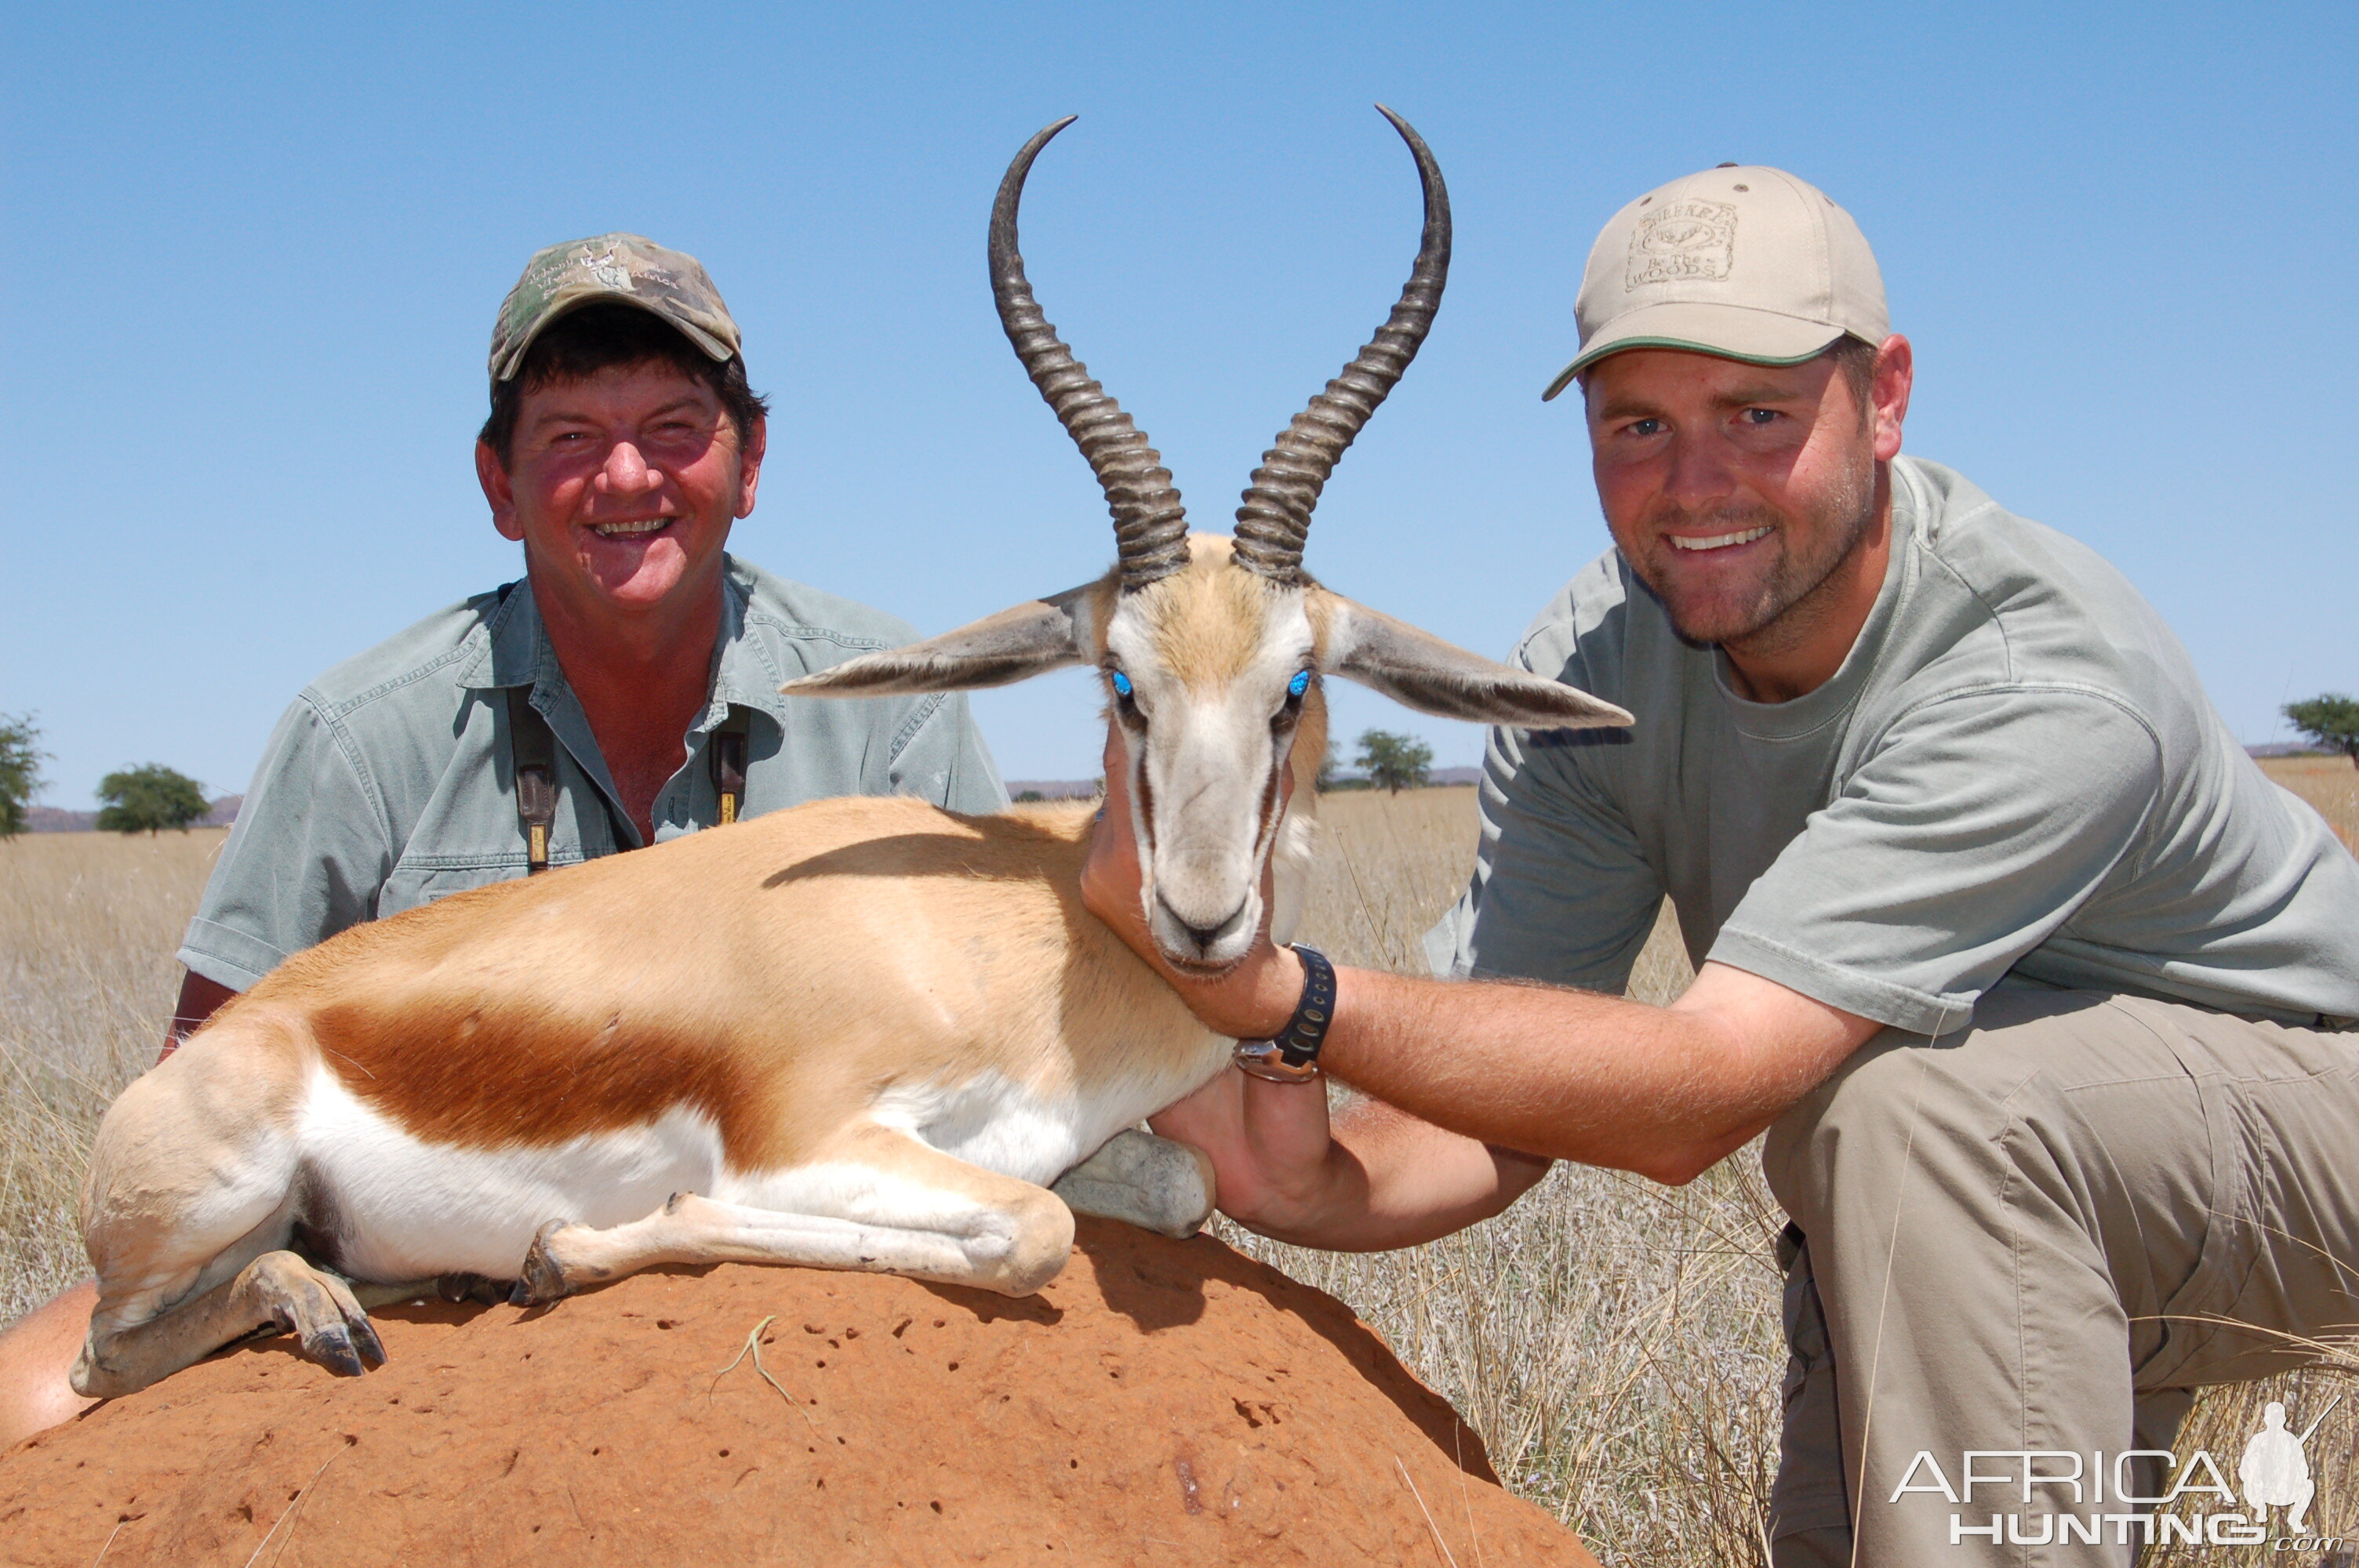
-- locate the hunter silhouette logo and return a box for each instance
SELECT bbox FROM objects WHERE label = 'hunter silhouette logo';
[2241,1396,2335,1534]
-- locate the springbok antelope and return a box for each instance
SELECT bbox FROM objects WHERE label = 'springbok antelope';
[71,108,1630,1399]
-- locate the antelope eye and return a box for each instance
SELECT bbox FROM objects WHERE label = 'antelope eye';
[1110,671,1133,699]
[1287,670,1310,699]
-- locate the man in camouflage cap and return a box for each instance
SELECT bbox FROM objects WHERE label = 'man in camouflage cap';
[488,233,742,380]
[0,232,1008,1444]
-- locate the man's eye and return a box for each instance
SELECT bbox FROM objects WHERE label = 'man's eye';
[1629,418,1664,437]
[1742,408,1779,426]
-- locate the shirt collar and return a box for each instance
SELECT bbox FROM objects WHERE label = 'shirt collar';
[454,576,550,691]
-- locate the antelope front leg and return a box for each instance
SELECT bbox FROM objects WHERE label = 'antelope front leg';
[1051,1128,1216,1239]
[74,1250,387,1399]
[511,1127,1078,1305]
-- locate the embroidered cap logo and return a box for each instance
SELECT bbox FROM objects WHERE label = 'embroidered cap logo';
[1625,198,1739,289]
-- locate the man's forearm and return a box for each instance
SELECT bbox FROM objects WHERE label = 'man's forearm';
[1259,1096,1553,1250]
[162,970,237,1060]
[1317,962,1869,1183]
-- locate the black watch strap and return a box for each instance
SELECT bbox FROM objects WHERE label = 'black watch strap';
[1233,944,1336,1083]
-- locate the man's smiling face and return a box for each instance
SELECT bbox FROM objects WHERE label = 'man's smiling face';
[1583,345,1887,650]
[478,361,763,624]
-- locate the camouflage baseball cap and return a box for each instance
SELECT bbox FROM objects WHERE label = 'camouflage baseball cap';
[488,233,742,383]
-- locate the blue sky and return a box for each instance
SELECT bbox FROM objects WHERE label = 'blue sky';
[4,2,2353,805]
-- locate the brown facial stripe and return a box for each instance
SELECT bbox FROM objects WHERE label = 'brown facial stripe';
[1252,746,1286,859]
[1135,756,1158,858]
[311,996,777,1163]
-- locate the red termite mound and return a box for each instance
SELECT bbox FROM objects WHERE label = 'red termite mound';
[0,1219,1598,1566]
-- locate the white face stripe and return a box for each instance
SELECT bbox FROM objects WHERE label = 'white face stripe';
[1103,585,1315,967]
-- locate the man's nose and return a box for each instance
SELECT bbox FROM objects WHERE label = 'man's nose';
[597,441,661,494]
[1659,432,1735,510]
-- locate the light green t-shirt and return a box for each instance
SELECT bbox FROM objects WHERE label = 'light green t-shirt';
[1426,457,2359,1035]
[180,554,1007,991]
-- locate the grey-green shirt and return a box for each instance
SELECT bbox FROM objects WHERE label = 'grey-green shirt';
[180,554,1006,991]
[1426,457,2359,1035]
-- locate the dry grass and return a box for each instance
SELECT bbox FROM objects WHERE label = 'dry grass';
[1257,788,1784,1563]
[5,786,2357,1563]
[0,829,225,1324]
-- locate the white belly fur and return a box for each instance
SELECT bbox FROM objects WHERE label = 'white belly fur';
[297,1037,1229,1282]
[298,1071,730,1280]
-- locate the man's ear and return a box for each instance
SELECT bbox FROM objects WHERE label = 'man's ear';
[1325,597,1633,730]
[783,583,1096,698]
[477,440,523,543]
[734,412,768,519]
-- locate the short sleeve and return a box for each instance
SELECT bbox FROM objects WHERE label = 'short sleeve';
[1425,720,1667,993]
[177,696,395,990]
[1709,687,2162,1035]
[887,691,1009,815]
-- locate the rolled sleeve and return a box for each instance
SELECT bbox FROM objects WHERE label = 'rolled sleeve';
[177,695,394,990]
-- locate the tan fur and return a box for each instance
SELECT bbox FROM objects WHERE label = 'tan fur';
[1145,539,1284,694]
[74,524,1597,1401]
[191,797,1212,1170]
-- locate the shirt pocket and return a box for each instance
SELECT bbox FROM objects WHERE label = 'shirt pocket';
[378,856,530,916]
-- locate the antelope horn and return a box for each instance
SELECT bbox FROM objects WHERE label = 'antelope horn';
[1232,105,1451,585]
[990,117,1191,590]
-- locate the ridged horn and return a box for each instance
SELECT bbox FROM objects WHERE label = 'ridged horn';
[1232,105,1451,584]
[990,117,1191,590]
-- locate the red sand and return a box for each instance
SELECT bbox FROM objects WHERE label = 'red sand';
[0,1219,1598,1566]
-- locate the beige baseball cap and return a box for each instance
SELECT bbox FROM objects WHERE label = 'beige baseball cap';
[1542,165,1886,401]
[488,233,743,383]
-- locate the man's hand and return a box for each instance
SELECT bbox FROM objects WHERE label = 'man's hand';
[1147,1060,1342,1239]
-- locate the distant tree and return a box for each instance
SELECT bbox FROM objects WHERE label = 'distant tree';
[1315,742,1339,793]
[1012,789,1046,803]
[96,764,211,836]
[1354,728,1434,795]
[0,713,47,840]
[2284,695,2359,769]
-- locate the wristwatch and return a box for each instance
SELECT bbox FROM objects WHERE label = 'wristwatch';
[1232,944,1337,1083]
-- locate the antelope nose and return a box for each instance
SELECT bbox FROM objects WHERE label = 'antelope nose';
[1164,898,1249,953]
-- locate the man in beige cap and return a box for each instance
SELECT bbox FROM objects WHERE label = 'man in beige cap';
[0,233,1006,1443]
[1081,167,2359,1563]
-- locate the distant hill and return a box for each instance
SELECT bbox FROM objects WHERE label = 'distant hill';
[22,795,242,833]
[1005,779,1100,802]
[1005,769,1482,800]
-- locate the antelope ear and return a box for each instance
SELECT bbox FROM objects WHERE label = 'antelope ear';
[783,584,1095,697]
[1326,598,1634,730]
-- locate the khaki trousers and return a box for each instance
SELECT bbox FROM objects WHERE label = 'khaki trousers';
[1761,989,2359,1566]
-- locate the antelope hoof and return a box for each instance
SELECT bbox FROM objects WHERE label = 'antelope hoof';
[247,1250,386,1377]
[512,1219,579,1306]
[1052,1129,1218,1239]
